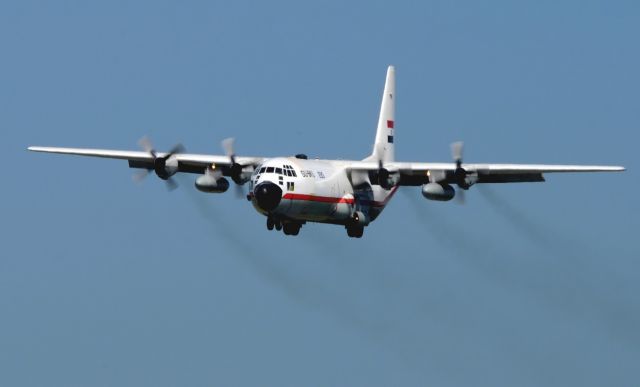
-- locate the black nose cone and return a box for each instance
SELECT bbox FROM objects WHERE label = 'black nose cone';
[254,182,282,212]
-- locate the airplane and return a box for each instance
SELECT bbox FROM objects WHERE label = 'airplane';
[29,66,625,238]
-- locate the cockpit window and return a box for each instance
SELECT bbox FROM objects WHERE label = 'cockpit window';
[281,164,297,177]
[275,168,282,175]
[266,167,274,173]
[260,167,266,173]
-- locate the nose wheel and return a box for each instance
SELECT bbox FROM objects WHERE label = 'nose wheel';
[266,217,298,235]
[266,217,282,230]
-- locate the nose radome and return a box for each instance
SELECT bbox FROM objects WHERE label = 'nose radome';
[254,182,282,212]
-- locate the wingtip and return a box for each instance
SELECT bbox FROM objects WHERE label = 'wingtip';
[27,146,52,153]
[599,166,625,172]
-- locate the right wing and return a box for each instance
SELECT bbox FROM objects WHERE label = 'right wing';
[27,146,266,175]
[346,160,625,185]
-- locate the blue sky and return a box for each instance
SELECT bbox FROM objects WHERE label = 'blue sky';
[1,1,639,386]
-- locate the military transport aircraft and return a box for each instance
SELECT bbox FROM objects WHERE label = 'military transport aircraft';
[29,66,624,238]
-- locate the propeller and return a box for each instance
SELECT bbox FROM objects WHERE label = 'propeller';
[451,141,465,176]
[449,141,477,203]
[133,136,185,191]
[377,159,390,187]
[375,143,396,189]
[221,137,247,198]
[456,187,466,205]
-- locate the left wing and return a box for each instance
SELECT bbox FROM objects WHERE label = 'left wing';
[347,161,625,186]
[28,146,265,175]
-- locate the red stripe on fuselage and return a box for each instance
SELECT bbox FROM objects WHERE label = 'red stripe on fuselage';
[282,186,399,208]
[367,185,399,207]
[282,193,355,204]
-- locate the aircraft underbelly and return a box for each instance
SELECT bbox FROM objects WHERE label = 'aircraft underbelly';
[281,198,352,223]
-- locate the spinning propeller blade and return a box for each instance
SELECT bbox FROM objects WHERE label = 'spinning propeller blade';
[451,141,464,167]
[449,140,476,202]
[221,137,247,189]
[134,136,184,190]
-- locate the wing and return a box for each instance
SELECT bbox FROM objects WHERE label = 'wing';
[347,161,625,186]
[28,146,266,175]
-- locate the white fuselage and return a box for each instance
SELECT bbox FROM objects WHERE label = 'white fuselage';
[248,157,397,225]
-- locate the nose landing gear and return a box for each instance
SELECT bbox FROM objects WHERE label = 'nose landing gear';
[266,217,281,231]
[266,216,299,236]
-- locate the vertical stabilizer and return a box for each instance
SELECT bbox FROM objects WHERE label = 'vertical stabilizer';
[369,65,395,162]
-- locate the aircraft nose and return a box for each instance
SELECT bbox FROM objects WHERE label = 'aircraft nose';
[254,182,282,212]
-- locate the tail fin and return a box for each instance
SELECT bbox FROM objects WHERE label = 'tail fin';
[368,65,395,162]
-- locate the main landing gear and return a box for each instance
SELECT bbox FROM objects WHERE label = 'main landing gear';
[267,216,301,236]
[266,215,364,238]
[345,225,364,238]
[345,211,366,238]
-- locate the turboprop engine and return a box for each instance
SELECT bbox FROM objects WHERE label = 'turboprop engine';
[133,136,185,190]
[421,183,455,201]
[377,167,400,189]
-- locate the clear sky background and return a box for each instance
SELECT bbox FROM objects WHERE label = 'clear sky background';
[1,1,639,386]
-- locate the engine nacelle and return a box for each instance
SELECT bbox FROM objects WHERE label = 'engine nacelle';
[195,175,230,193]
[421,183,455,201]
[154,157,178,180]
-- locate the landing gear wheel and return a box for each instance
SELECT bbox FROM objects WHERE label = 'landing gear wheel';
[282,222,301,236]
[346,225,364,238]
[266,217,274,230]
[275,220,282,231]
